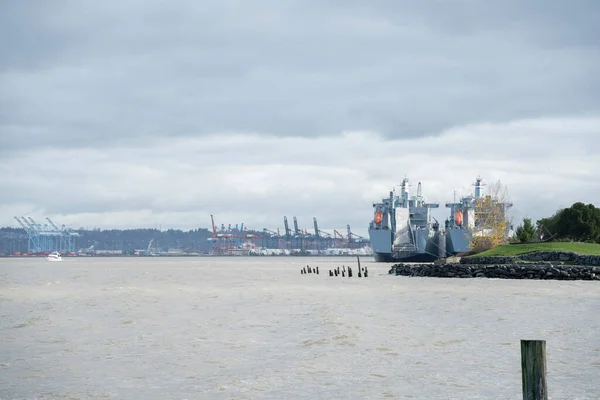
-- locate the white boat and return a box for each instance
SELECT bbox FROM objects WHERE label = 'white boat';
[46,252,63,261]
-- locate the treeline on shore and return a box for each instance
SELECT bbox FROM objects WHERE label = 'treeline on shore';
[515,202,600,244]
[0,227,214,254]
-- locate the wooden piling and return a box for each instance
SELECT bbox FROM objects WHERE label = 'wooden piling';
[316,266,319,274]
[521,340,547,400]
[364,267,368,277]
[329,270,333,276]
[348,267,352,277]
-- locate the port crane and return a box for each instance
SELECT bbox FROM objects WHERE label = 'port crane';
[333,230,345,245]
[293,216,300,237]
[313,217,332,238]
[262,228,283,248]
[346,224,363,242]
[283,216,292,239]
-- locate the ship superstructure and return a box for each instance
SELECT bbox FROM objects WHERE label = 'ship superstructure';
[444,176,513,253]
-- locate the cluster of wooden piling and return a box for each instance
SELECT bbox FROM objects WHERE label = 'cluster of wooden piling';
[301,256,368,278]
[328,264,368,277]
[300,265,319,274]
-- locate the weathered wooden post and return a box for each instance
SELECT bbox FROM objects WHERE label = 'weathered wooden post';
[329,270,333,277]
[348,267,352,277]
[521,340,547,400]
[316,266,319,274]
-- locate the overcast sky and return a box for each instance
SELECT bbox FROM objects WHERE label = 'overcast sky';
[1,0,599,236]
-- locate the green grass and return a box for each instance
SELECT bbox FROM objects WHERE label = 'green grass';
[469,242,600,257]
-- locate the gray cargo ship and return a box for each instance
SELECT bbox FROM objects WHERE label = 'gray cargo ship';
[369,176,508,262]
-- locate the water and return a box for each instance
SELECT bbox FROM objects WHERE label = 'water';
[1,256,599,400]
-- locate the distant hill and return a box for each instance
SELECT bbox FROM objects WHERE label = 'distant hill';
[0,227,213,254]
[0,226,342,255]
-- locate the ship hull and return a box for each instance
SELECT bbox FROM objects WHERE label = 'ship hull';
[373,251,438,263]
[370,228,459,263]
[445,228,472,254]
[370,229,445,263]
[369,229,393,254]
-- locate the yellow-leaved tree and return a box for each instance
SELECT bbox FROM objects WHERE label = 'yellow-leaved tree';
[469,180,513,252]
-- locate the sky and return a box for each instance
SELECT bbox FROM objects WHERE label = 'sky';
[1,0,599,237]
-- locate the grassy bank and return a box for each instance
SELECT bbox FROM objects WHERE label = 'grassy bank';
[470,242,600,257]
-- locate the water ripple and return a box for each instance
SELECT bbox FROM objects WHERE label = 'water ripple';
[1,256,599,400]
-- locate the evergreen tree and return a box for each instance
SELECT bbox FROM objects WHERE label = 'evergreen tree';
[515,217,536,243]
[537,202,600,243]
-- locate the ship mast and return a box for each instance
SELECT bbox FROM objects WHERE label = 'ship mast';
[400,177,410,208]
[473,175,485,198]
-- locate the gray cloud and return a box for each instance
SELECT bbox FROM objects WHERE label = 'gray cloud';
[1,118,598,234]
[2,0,600,152]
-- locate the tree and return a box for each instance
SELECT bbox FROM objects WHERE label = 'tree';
[469,179,513,252]
[536,211,560,241]
[538,202,600,243]
[515,217,536,243]
[557,202,600,243]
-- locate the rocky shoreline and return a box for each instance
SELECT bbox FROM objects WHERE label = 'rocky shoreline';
[460,251,600,266]
[389,251,600,280]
